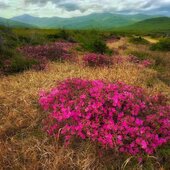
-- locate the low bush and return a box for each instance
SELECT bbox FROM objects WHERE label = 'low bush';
[0,29,37,74]
[112,55,153,68]
[0,42,36,74]
[127,51,150,61]
[150,38,170,51]
[129,36,149,45]
[83,53,112,67]
[47,30,76,43]
[18,42,75,70]
[39,78,170,157]
[82,38,109,54]
[1,55,37,73]
[126,51,154,67]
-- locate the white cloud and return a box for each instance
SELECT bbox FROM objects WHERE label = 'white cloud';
[0,0,170,18]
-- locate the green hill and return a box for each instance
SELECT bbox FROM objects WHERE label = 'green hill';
[11,13,154,29]
[119,17,170,33]
[0,17,35,28]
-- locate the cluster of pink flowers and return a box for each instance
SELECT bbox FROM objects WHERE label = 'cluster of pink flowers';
[39,78,170,156]
[128,55,153,67]
[83,53,112,67]
[18,42,75,70]
[82,54,152,68]
[113,55,153,68]
[139,59,153,68]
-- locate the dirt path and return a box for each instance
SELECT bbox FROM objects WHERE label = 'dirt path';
[143,36,159,44]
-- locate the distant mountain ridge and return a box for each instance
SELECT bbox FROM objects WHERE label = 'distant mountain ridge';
[11,13,156,29]
[1,13,169,32]
[0,17,35,28]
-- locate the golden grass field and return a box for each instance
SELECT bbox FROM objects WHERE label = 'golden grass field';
[0,37,170,170]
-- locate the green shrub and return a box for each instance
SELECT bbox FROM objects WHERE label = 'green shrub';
[127,51,150,60]
[0,50,37,74]
[90,39,108,54]
[0,27,37,74]
[51,29,76,43]
[129,36,149,45]
[58,29,70,40]
[81,38,109,54]
[150,38,170,51]
[18,35,32,44]
[10,55,37,73]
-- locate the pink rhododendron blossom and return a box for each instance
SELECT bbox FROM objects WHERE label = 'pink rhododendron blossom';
[39,78,170,156]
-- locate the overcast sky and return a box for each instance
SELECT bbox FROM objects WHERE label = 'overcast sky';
[0,0,170,18]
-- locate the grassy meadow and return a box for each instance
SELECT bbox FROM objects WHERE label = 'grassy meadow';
[0,27,170,170]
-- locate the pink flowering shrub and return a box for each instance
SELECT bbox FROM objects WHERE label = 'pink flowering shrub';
[18,42,75,70]
[39,78,170,156]
[128,55,153,67]
[139,59,153,67]
[113,55,153,68]
[83,53,112,67]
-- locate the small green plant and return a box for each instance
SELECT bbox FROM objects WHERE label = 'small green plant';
[50,29,76,43]
[81,38,109,54]
[0,27,38,74]
[129,36,149,45]
[91,39,108,54]
[0,51,37,74]
[150,38,170,51]
[127,51,150,60]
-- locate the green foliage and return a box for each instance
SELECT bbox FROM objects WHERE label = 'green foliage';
[0,27,37,74]
[18,33,47,46]
[10,55,36,73]
[118,17,170,35]
[82,38,109,54]
[58,29,70,40]
[91,39,108,54]
[150,38,170,51]
[129,36,149,45]
[47,29,76,43]
[157,144,170,170]
[76,30,110,54]
[127,51,150,60]
[10,13,152,30]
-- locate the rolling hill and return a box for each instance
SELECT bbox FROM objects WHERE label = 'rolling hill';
[119,17,170,33]
[11,13,154,29]
[0,17,35,28]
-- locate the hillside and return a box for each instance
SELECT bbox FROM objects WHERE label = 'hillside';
[0,30,170,169]
[11,13,154,29]
[120,17,170,33]
[0,17,35,28]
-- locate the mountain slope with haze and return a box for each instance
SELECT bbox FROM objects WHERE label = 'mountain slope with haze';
[0,17,35,28]
[119,17,170,33]
[11,13,155,29]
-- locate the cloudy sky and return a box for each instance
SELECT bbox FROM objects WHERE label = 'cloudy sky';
[0,0,170,18]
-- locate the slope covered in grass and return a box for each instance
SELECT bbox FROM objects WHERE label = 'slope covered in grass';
[0,28,170,169]
[119,17,170,33]
[11,13,153,29]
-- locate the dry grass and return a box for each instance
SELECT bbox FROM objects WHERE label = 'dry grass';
[107,37,170,86]
[0,60,169,170]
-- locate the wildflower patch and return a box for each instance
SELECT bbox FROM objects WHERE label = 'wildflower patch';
[39,78,170,156]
